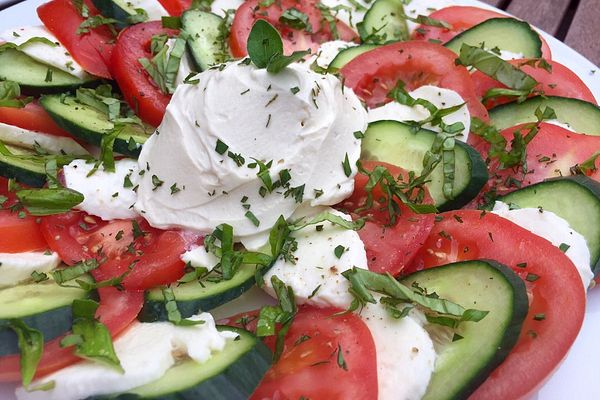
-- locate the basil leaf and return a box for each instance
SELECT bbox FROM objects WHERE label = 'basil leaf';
[8,319,43,387]
[16,188,84,216]
[161,287,206,326]
[457,44,538,93]
[51,259,99,285]
[0,81,32,108]
[77,15,118,36]
[406,14,451,29]
[247,19,283,69]
[61,299,123,371]
[267,49,310,73]
[290,211,365,232]
[279,8,312,32]
[161,16,181,29]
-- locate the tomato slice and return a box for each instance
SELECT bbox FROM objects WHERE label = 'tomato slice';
[336,161,435,276]
[473,123,600,199]
[340,41,489,122]
[472,59,597,108]
[37,0,115,79]
[110,21,178,127]
[40,211,200,290]
[230,0,357,58]
[157,0,191,16]
[411,6,552,59]
[0,102,72,138]
[408,210,585,399]
[0,287,143,382]
[0,211,47,253]
[222,306,378,400]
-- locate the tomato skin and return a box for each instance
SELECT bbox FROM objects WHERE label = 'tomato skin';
[340,41,489,122]
[409,210,585,399]
[411,6,552,59]
[0,288,142,382]
[0,102,72,138]
[111,21,178,127]
[157,0,191,16]
[230,0,357,58]
[223,306,378,400]
[337,161,435,276]
[37,0,115,79]
[472,59,597,108]
[0,211,48,253]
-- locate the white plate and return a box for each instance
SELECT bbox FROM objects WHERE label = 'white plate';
[1,0,599,399]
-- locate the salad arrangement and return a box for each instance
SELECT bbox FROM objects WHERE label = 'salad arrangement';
[0,0,598,399]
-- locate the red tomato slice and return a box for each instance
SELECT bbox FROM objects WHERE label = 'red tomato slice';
[475,123,600,199]
[222,306,378,400]
[230,0,357,58]
[472,59,597,108]
[111,21,178,127]
[408,210,585,399]
[0,102,72,138]
[336,161,435,275]
[157,0,191,16]
[37,0,115,79]
[40,211,199,290]
[411,6,552,59]
[0,211,47,253]
[0,288,143,382]
[340,41,489,122]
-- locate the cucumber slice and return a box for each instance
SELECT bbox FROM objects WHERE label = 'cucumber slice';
[40,94,154,157]
[95,327,271,399]
[361,120,488,210]
[182,10,228,71]
[445,18,542,58]
[494,176,600,276]
[0,144,46,187]
[140,264,260,322]
[0,49,95,95]
[91,0,147,27]
[401,260,528,400]
[0,277,92,356]
[329,44,379,70]
[489,95,600,135]
[358,0,408,43]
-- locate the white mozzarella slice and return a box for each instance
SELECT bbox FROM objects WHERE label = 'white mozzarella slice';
[63,159,140,221]
[492,201,593,289]
[368,85,471,141]
[263,208,368,309]
[181,245,220,272]
[360,300,436,400]
[0,122,88,156]
[128,0,169,20]
[546,119,576,132]
[16,313,238,400]
[0,26,90,79]
[0,252,60,288]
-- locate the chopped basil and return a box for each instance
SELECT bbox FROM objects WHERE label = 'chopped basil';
[162,287,206,326]
[405,14,452,29]
[139,33,189,95]
[0,81,32,108]
[8,319,43,387]
[77,15,118,36]
[60,299,122,371]
[51,259,99,285]
[30,270,49,283]
[284,184,305,203]
[342,153,352,177]
[289,211,364,232]
[533,313,546,321]
[16,188,84,216]
[290,86,300,95]
[308,284,321,299]
[44,68,53,83]
[245,210,260,226]
[151,175,164,191]
[215,139,229,155]
[334,245,346,259]
[161,16,182,29]
[570,150,600,176]
[246,20,310,73]
[559,243,571,253]
[525,273,540,282]
[279,8,312,32]
[353,131,365,139]
[336,344,348,371]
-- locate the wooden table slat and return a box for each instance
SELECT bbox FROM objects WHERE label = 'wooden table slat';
[565,0,600,66]
[506,0,570,35]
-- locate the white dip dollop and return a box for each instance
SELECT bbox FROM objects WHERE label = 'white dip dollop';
[135,61,367,242]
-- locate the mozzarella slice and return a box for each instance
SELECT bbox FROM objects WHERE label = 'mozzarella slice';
[0,26,90,79]
[16,313,238,400]
[0,252,60,288]
[63,159,140,221]
[210,0,244,17]
[181,245,219,272]
[360,299,436,400]
[310,40,357,69]
[127,0,169,20]
[263,208,368,309]
[0,122,88,156]
[492,201,593,289]
[368,85,471,141]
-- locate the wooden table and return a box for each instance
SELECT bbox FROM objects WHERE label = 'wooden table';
[482,0,600,66]
[0,0,597,66]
